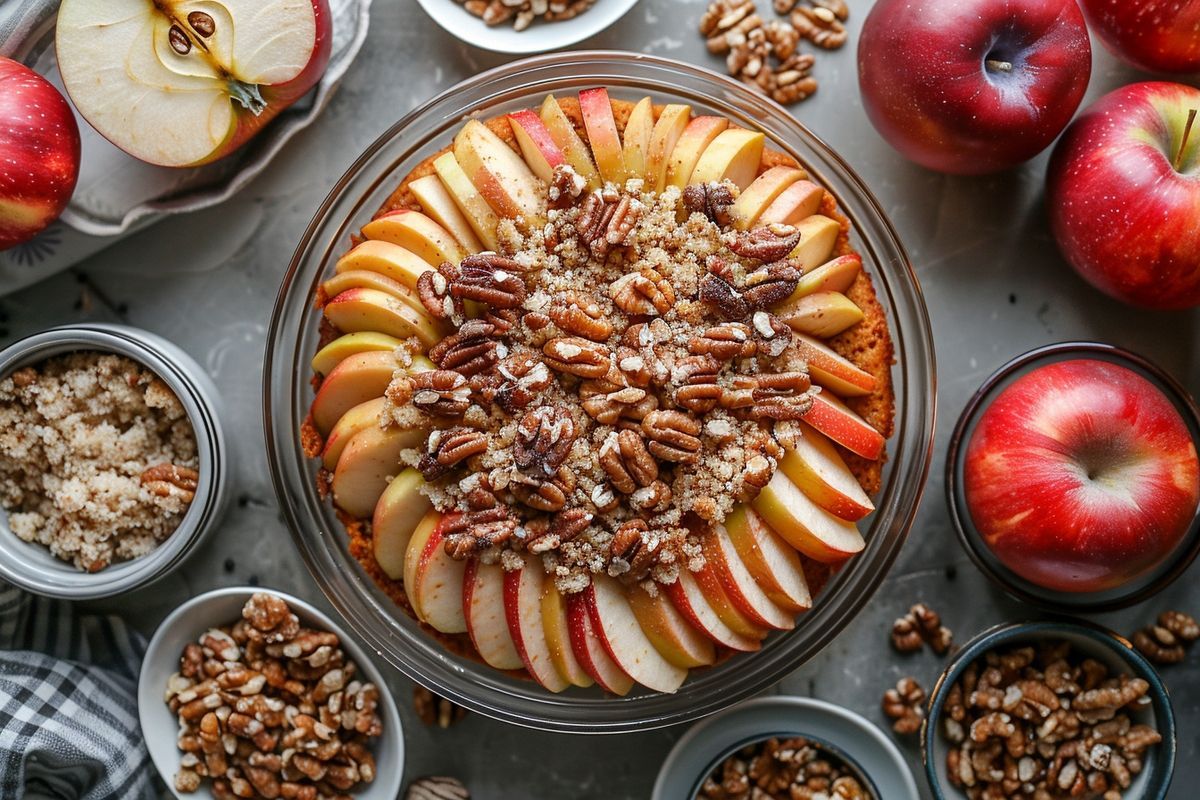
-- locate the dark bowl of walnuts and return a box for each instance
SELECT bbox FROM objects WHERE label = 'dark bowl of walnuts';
[923,621,1176,800]
[691,732,879,800]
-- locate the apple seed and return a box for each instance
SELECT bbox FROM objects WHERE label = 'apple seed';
[168,25,191,55]
[187,11,216,37]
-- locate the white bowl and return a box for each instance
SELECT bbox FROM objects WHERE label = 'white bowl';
[138,587,404,800]
[413,0,640,53]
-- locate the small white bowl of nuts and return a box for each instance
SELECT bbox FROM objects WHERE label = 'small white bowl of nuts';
[138,587,403,800]
[413,0,641,54]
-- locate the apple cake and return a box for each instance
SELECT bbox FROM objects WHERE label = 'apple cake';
[301,88,895,694]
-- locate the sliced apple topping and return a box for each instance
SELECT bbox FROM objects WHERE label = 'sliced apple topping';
[408,173,484,254]
[541,581,595,688]
[465,559,525,671]
[646,104,692,191]
[362,210,467,267]
[404,511,468,634]
[781,424,876,521]
[751,471,866,562]
[627,583,715,669]
[311,331,405,377]
[432,152,502,252]
[508,109,567,183]
[331,426,427,518]
[504,554,570,692]
[776,291,864,338]
[666,116,730,188]
[309,350,398,434]
[803,389,886,461]
[585,575,687,693]
[540,94,601,189]
[724,506,812,613]
[621,97,655,183]
[374,469,433,579]
[454,119,544,226]
[335,239,436,290]
[759,180,825,226]
[732,166,806,229]
[691,128,766,190]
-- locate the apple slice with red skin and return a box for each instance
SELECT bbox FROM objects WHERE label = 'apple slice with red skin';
[311,332,405,378]
[664,569,763,652]
[323,288,442,349]
[646,104,691,191]
[432,151,501,252]
[724,506,812,613]
[540,94,602,189]
[793,334,878,397]
[692,541,778,638]
[322,269,425,314]
[408,173,484,254]
[565,590,634,695]
[454,119,544,225]
[758,180,824,226]
[362,210,467,267]
[702,525,795,631]
[507,109,566,182]
[579,88,627,186]
[309,350,397,434]
[627,583,715,669]
[690,128,766,190]
[803,389,886,461]
[666,116,729,188]
[464,560,524,671]
[540,582,594,688]
[330,425,426,519]
[373,469,433,580]
[621,97,655,183]
[585,575,688,693]
[404,511,468,634]
[732,166,806,229]
[751,471,865,562]
[503,553,570,692]
[781,423,876,521]
[334,240,435,290]
[792,254,863,299]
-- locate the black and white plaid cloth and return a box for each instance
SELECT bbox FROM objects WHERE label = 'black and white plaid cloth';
[0,582,156,799]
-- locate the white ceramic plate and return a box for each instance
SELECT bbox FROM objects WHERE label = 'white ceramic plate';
[413,0,640,53]
[138,586,404,800]
[652,696,920,800]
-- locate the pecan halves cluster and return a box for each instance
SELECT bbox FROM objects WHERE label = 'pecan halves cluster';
[1131,610,1199,665]
[575,189,642,259]
[682,182,735,227]
[168,593,382,800]
[419,253,528,322]
[697,736,869,800]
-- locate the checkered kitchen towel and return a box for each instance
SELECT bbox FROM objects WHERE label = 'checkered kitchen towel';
[0,582,156,800]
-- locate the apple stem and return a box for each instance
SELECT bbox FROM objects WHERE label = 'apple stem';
[985,59,1014,73]
[1175,109,1197,172]
[228,80,266,116]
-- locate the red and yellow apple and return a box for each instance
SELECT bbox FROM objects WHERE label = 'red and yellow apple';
[1079,0,1200,74]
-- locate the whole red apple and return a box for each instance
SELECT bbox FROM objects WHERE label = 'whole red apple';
[1047,82,1200,309]
[964,359,1200,593]
[857,0,1092,175]
[0,58,80,250]
[1079,0,1200,74]
[55,0,332,168]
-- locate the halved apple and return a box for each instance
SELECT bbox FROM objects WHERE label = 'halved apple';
[579,88,626,186]
[664,569,762,652]
[689,128,765,190]
[454,119,543,225]
[507,109,566,183]
[724,506,812,613]
[504,553,570,692]
[541,582,595,688]
[539,95,601,189]
[666,116,729,188]
[803,390,885,461]
[621,97,655,183]
[751,471,865,562]
[309,350,397,434]
[322,269,425,314]
[334,240,435,290]
[319,396,387,469]
[701,525,795,631]
[759,180,824,226]
[627,583,715,669]
[311,331,405,377]
[732,166,806,229]
[464,560,524,671]
[404,511,468,634]
[776,291,864,338]
[408,173,484,254]
[646,104,691,191]
[432,152,501,252]
[331,425,426,518]
[373,468,432,579]
[565,591,634,695]
[323,288,442,349]
[362,209,466,267]
[793,334,877,397]
[780,423,875,521]
[793,254,862,299]
[585,575,688,693]
[789,215,841,272]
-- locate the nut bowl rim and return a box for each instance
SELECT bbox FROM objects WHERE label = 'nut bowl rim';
[412,0,642,55]
[263,50,937,733]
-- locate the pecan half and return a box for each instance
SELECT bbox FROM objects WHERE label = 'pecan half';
[642,409,702,463]
[443,507,516,558]
[549,163,587,207]
[543,336,611,379]
[513,406,577,476]
[689,322,757,360]
[450,253,528,309]
[751,310,793,357]
[141,464,200,502]
[416,263,459,321]
[549,292,613,341]
[699,261,749,320]
[527,507,593,554]
[493,356,553,414]
[581,385,648,425]
[576,192,617,256]
[681,182,735,228]
[418,428,488,481]
[730,223,801,262]
[511,465,576,513]
[428,320,503,376]
[608,519,659,583]
[742,260,801,309]
[609,268,675,317]
[598,430,659,494]
[410,369,470,416]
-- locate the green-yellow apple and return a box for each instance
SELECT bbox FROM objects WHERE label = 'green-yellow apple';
[335,240,436,289]
[540,582,594,688]
[323,288,443,349]
[793,254,862,299]
[621,97,655,183]
[789,215,841,271]
[432,152,501,252]
[311,332,404,377]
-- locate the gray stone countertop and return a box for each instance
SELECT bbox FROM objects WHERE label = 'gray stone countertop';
[2,0,1197,797]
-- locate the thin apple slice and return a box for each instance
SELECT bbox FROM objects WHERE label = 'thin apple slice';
[646,104,691,191]
[504,553,570,692]
[404,511,468,634]
[311,332,405,377]
[579,88,627,186]
[310,350,397,434]
[464,560,524,671]
[732,166,806,229]
[627,583,715,669]
[322,269,426,314]
[793,254,862,299]
[565,591,634,695]
[664,569,762,652]
[323,288,442,349]
[793,334,877,397]
[408,173,484,254]
[331,425,426,518]
[776,291,864,338]
[690,128,765,190]
[586,575,687,693]
[320,396,387,470]
[621,97,655,183]
[373,469,432,580]
[803,390,886,461]
[702,525,795,631]
[539,95,602,189]
[362,210,466,267]
[666,116,729,188]
[724,506,812,613]
[781,423,875,521]
[789,214,841,271]
[759,180,824,226]
[432,152,502,252]
[541,582,594,688]
[751,471,865,562]
[693,549,775,639]
[507,109,566,182]
[334,240,435,290]
[454,119,543,225]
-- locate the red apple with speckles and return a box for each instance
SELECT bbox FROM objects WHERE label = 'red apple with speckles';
[0,57,80,250]
[857,0,1092,174]
[1080,0,1200,74]
[964,359,1200,593]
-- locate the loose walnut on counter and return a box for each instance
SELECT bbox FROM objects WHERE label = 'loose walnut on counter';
[1131,610,1199,665]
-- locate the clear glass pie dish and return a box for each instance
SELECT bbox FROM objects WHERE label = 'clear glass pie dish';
[264,51,936,733]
